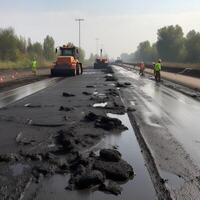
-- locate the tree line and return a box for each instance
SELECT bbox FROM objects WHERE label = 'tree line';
[121,25,200,64]
[0,27,56,67]
[0,27,88,68]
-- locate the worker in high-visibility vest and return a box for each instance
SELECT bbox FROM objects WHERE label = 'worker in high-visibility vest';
[154,59,162,82]
[31,58,37,75]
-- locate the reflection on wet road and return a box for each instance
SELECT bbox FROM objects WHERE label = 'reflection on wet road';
[113,65,200,167]
[0,78,61,108]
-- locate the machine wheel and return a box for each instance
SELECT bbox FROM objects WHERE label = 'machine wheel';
[51,69,55,77]
[80,63,83,74]
[76,64,80,75]
[72,68,76,76]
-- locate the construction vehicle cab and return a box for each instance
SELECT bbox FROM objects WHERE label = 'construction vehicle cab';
[51,44,83,76]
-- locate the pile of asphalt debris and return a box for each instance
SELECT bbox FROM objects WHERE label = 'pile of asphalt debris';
[0,111,133,196]
[66,148,134,195]
[84,111,128,131]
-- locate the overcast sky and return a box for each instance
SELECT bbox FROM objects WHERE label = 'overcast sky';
[1,0,200,58]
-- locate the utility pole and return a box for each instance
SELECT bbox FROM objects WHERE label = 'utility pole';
[75,18,84,49]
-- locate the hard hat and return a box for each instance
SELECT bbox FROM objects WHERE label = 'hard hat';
[158,59,162,63]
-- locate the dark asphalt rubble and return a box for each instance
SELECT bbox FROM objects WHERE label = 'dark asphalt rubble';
[24,103,42,108]
[116,81,132,88]
[59,106,74,112]
[62,92,75,97]
[84,111,128,131]
[105,74,117,82]
[82,91,92,96]
[67,149,134,195]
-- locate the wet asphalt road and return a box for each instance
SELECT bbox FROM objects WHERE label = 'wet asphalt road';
[113,65,200,166]
[113,65,200,199]
[0,77,61,108]
[0,69,157,200]
[1,66,200,199]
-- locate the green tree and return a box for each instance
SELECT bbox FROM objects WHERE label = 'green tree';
[185,30,200,62]
[0,27,18,61]
[157,25,185,62]
[17,36,27,54]
[43,35,55,61]
[134,41,157,62]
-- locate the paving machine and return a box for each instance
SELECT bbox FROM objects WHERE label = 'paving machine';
[51,44,83,76]
[94,49,109,69]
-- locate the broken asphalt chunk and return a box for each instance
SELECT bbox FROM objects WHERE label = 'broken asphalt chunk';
[100,149,121,162]
[59,106,73,112]
[0,154,19,162]
[86,85,95,88]
[55,130,77,152]
[93,159,134,182]
[105,74,117,81]
[84,111,99,121]
[95,116,128,131]
[84,112,128,131]
[99,180,122,195]
[82,91,92,95]
[62,92,75,97]
[116,82,130,88]
[74,170,105,189]
[127,106,136,112]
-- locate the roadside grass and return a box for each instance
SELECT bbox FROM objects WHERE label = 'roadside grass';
[0,60,53,69]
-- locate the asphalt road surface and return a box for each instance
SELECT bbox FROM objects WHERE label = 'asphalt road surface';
[0,66,200,199]
[113,65,200,199]
[0,68,157,200]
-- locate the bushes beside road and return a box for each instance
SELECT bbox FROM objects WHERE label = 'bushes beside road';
[0,27,55,69]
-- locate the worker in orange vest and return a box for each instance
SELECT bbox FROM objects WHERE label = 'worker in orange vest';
[139,62,145,76]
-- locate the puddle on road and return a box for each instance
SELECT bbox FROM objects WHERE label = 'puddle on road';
[161,171,185,190]
[93,102,108,108]
[112,65,139,80]
[26,113,156,200]
[9,163,29,176]
[143,111,162,128]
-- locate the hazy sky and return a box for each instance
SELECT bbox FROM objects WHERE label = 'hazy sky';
[1,0,200,58]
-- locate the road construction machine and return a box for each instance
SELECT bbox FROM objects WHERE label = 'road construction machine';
[51,44,83,76]
[94,49,109,69]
